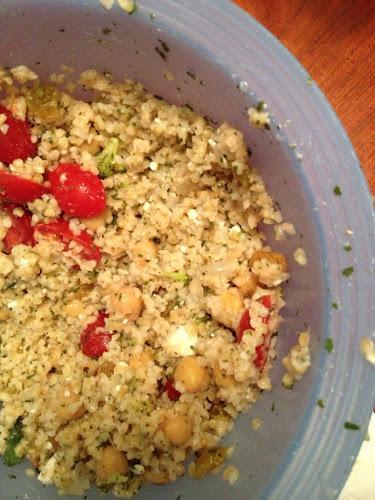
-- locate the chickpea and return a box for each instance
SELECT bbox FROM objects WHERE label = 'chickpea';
[107,284,143,321]
[0,308,10,321]
[212,361,235,388]
[206,287,244,330]
[232,269,258,297]
[162,414,192,446]
[174,356,210,393]
[57,389,86,422]
[250,250,287,271]
[63,299,82,317]
[81,208,111,232]
[129,350,153,371]
[98,360,115,375]
[95,446,129,481]
[144,469,173,485]
[130,239,157,260]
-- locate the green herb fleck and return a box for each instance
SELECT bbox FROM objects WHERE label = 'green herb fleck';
[4,418,23,466]
[271,401,276,412]
[3,281,16,291]
[306,76,313,86]
[344,421,360,431]
[194,313,211,324]
[165,271,190,284]
[324,338,334,353]
[102,28,111,35]
[97,138,119,178]
[331,302,339,310]
[127,377,137,393]
[186,70,196,80]
[343,244,352,252]
[342,266,354,277]
[7,473,17,479]
[255,100,265,112]
[317,399,325,409]
[149,13,156,20]
[333,185,342,196]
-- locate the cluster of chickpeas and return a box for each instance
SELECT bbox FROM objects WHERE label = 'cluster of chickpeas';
[58,226,288,485]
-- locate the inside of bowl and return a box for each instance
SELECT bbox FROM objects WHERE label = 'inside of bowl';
[1,1,324,498]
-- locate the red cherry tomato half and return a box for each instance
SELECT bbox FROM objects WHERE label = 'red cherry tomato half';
[236,309,251,343]
[80,311,111,358]
[34,219,101,263]
[0,170,48,204]
[1,203,35,253]
[164,379,181,401]
[49,163,106,218]
[0,105,37,164]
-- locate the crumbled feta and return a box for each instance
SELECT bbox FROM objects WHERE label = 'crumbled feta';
[294,247,307,266]
[360,337,375,365]
[149,161,158,171]
[165,325,198,356]
[10,65,38,84]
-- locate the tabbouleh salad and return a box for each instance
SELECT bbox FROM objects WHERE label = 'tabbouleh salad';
[0,65,310,496]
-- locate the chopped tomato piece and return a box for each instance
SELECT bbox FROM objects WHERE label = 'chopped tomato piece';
[34,219,101,263]
[260,295,272,309]
[236,309,251,343]
[49,163,106,218]
[164,379,181,401]
[80,311,111,358]
[0,170,48,204]
[1,203,34,252]
[0,105,37,164]
[254,343,268,371]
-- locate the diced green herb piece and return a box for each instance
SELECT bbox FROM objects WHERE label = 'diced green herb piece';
[343,244,352,252]
[255,100,265,112]
[317,399,325,409]
[342,266,354,277]
[149,13,156,20]
[194,314,211,324]
[324,338,334,353]
[4,418,23,466]
[97,138,119,178]
[333,185,342,196]
[331,302,339,310]
[306,76,313,86]
[165,271,190,284]
[344,421,360,431]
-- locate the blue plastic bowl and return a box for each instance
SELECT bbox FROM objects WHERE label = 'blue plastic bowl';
[1,1,374,499]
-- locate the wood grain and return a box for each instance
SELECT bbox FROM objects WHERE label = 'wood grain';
[234,0,375,193]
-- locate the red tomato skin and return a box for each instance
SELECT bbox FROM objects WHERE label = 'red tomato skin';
[49,163,106,218]
[236,309,251,343]
[2,203,34,253]
[260,295,273,309]
[164,379,181,401]
[0,105,37,164]
[254,343,268,371]
[34,219,101,263]
[0,170,48,204]
[80,311,111,358]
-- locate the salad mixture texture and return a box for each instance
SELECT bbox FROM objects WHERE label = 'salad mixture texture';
[0,66,300,496]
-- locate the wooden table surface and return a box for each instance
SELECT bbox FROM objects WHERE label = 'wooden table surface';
[234,0,375,194]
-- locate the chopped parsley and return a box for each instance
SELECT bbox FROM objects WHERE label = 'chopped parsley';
[149,13,156,20]
[4,418,23,466]
[165,271,190,284]
[324,338,334,353]
[255,100,265,112]
[344,421,360,431]
[317,399,325,409]
[306,76,313,86]
[331,302,339,310]
[342,266,354,277]
[97,138,119,178]
[333,185,342,196]
[343,243,352,252]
